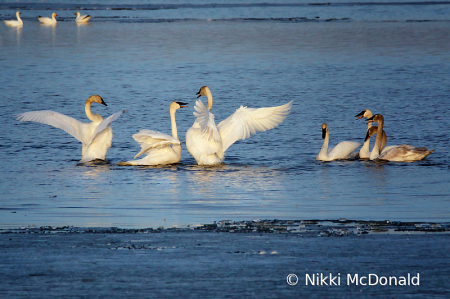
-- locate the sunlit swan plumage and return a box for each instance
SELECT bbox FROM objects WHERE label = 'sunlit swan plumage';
[16,95,124,163]
[74,12,91,23]
[186,86,293,165]
[118,101,187,166]
[38,13,58,25]
[355,109,387,159]
[4,11,23,27]
[316,123,361,161]
[367,114,434,161]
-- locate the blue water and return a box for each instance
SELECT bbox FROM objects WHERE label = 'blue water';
[1,1,449,228]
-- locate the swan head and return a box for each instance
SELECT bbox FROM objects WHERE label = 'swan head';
[364,126,378,141]
[196,86,210,98]
[88,95,107,106]
[355,109,372,120]
[16,11,21,16]
[367,113,383,124]
[321,123,328,139]
[170,101,188,110]
[52,13,58,18]
[75,12,80,16]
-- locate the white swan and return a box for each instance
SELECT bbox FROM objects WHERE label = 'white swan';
[316,123,361,161]
[364,126,398,159]
[355,109,387,159]
[118,101,187,166]
[74,12,91,23]
[367,114,434,161]
[4,11,23,27]
[16,95,124,163]
[38,13,58,25]
[186,86,292,166]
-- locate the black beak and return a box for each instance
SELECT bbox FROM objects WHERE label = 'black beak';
[196,88,201,98]
[100,97,107,106]
[367,115,375,121]
[322,128,326,139]
[176,101,188,108]
[355,110,366,119]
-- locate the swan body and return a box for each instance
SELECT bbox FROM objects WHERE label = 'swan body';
[316,123,361,161]
[74,12,91,23]
[4,11,23,27]
[186,86,293,165]
[368,114,434,162]
[119,101,187,166]
[38,13,58,25]
[16,95,124,163]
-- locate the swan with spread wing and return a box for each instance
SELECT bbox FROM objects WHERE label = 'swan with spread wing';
[16,95,124,162]
[118,101,187,166]
[186,86,292,165]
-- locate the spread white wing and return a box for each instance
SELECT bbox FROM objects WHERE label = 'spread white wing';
[217,101,293,152]
[16,110,86,143]
[193,99,222,144]
[132,129,180,158]
[87,110,124,145]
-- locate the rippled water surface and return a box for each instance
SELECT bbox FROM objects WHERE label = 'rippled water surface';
[1,1,449,228]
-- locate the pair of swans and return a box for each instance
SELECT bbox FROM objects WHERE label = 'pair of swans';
[4,11,23,27]
[16,95,124,163]
[122,86,292,166]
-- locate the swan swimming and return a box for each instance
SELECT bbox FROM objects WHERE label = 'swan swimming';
[355,109,387,159]
[16,95,124,163]
[74,12,91,23]
[3,11,23,27]
[316,123,361,161]
[367,114,434,161]
[118,101,188,166]
[38,13,58,25]
[185,86,293,166]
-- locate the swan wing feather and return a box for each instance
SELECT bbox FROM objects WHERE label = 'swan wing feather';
[87,110,124,145]
[193,99,222,144]
[16,110,85,143]
[132,129,180,158]
[328,141,361,160]
[217,101,293,152]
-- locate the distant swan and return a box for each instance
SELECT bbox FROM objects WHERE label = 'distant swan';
[367,114,434,161]
[118,101,188,166]
[16,95,124,163]
[316,123,361,161]
[38,13,58,25]
[74,12,91,23]
[186,86,292,165]
[355,109,387,159]
[4,11,23,27]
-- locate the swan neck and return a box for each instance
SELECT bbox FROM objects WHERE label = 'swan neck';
[372,120,384,158]
[85,99,102,122]
[319,130,329,157]
[205,89,213,110]
[170,107,178,140]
